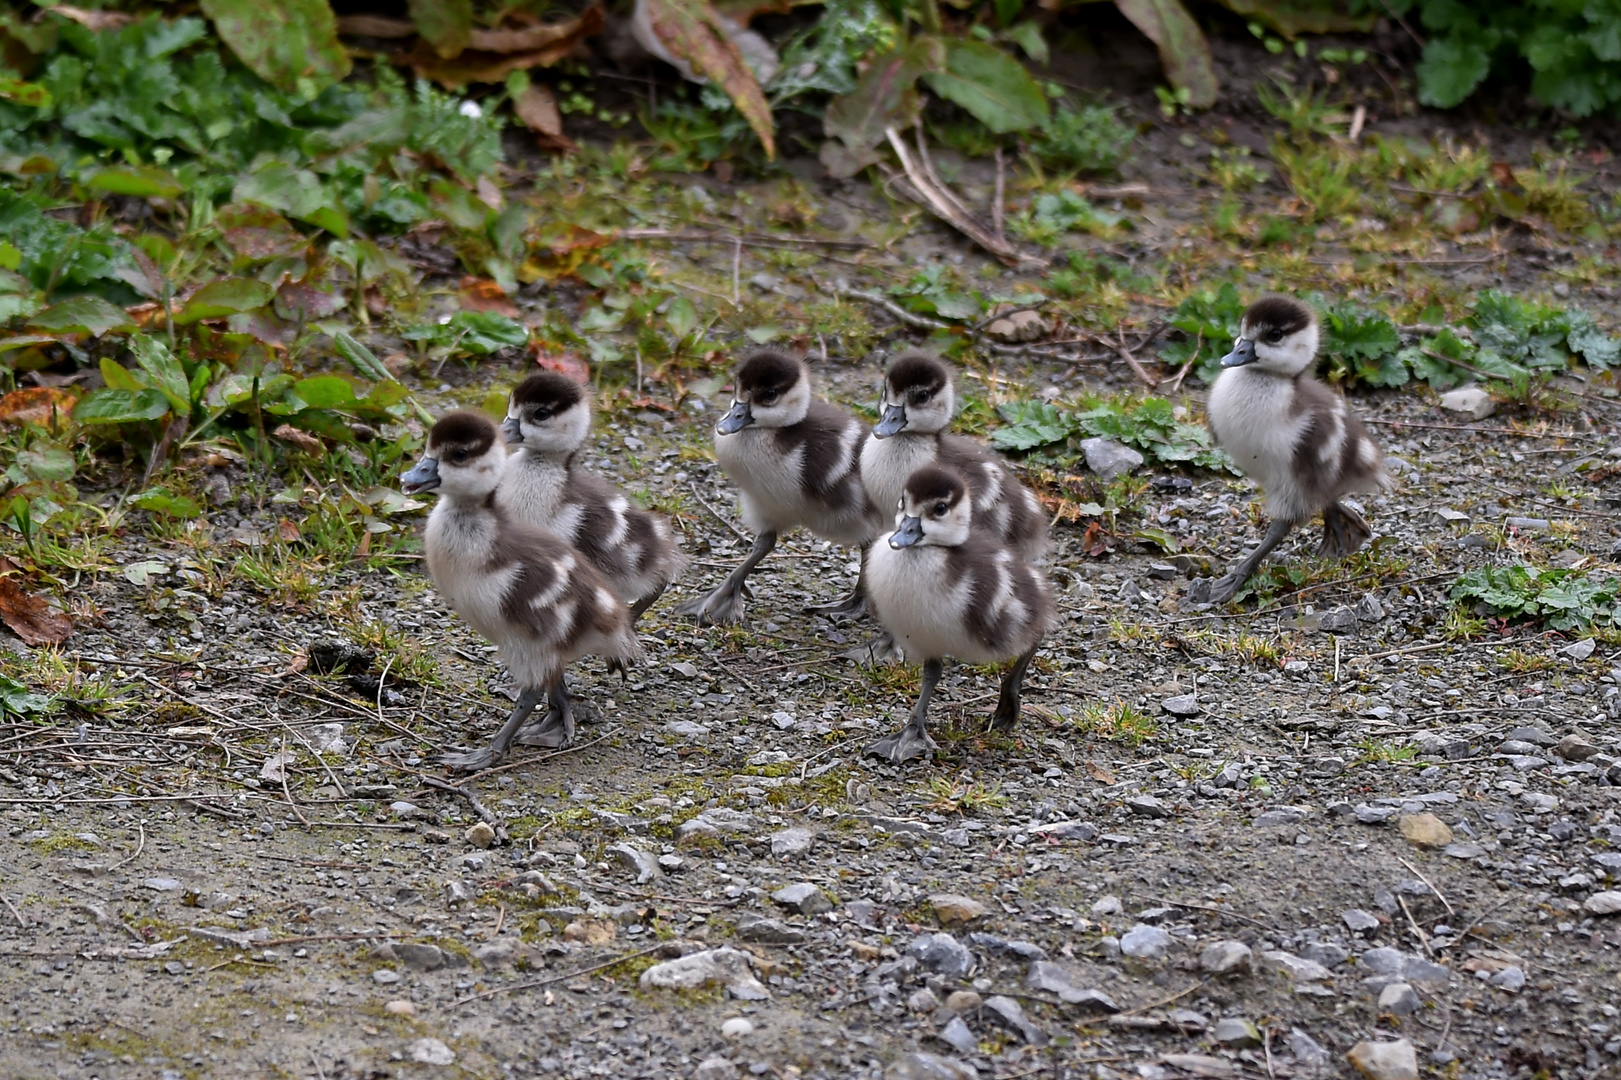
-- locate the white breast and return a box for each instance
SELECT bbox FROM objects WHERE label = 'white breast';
[423,504,518,644]
[713,428,809,534]
[495,451,570,537]
[860,434,937,528]
[865,542,996,664]
[1207,369,1311,519]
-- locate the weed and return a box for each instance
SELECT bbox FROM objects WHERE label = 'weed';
[1257,78,1349,143]
[1353,738,1418,766]
[1205,147,1269,193]
[1442,606,1487,642]
[1107,619,1151,645]
[1028,99,1135,176]
[1272,141,1359,222]
[921,775,1008,814]
[1498,648,1554,674]
[992,394,1231,472]
[1451,563,1620,632]
[1073,699,1157,745]
[1008,189,1123,246]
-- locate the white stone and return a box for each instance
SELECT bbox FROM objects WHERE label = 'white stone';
[720,1016,754,1039]
[407,1038,455,1066]
[1437,386,1495,421]
[1346,1038,1418,1080]
[1585,891,1621,915]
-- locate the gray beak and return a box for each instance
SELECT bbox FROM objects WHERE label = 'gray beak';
[1220,337,1257,368]
[888,515,924,548]
[401,456,441,494]
[716,400,753,435]
[500,417,523,443]
[873,402,907,439]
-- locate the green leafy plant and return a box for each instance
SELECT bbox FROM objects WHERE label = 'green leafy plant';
[1008,189,1124,245]
[992,394,1232,472]
[1027,96,1135,175]
[1450,563,1621,632]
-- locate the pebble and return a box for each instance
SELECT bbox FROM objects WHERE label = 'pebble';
[1488,966,1525,992]
[906,932,975,979]
[1025,961,1120,1009]
[1505,516,1550,533]
[444,880,476,904]
[887,1053,977,1080]
[1585,891,1621,915]
[407,1038,456,1066]
[943,990,982,1014]
[1126,795,1170,818]
[694,1057,739,1080]
[1377,982,1420,1015]
[1081,436,1143,479]
[1438,386,1495,420]
[720,1016,754,1039]
[937,1016,977,1054]
[1557,734,1599,761]
[396,943,444,971]
[1119,923,1172,960]
[383,999,413,1016]
[1254,806,1308,827]
[1199,940,1253,975]
[1262,951,1332,982]
[1212,1017,1261,1046]
[769,827,815,858]
[1342,909,1381,932]
[372,969,401,984]
[464,822,495,849]
[658,853,685,873]
[1318,606,1358,634]
[771,882,832,915]
[929,893,989,927]
[735,916,806,944]
[607,843,661,884]
[1354,804,1398,824]
[1561,638,1596,660]
[639,948,770,1000]
[1397,813,1452,848]
[1288,1029,1332,1067]
[981,995,1049,1046]
[907,988,939,1013]
[1347,1038,1419,1080]
[1160,694,1199,717]
[1090,895,1123,917]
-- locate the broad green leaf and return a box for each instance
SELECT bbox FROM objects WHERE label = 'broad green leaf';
[100,359,146,393]
[824,36,945,176]
[27,296,136,338]
[16,449,75,482]
[923,38,1048,135]
[128,336,193,414]
[175,278,275,325]
[333,331,394,382]
[411,0,473,59]
[83,165,185,200]
[1002,22,1048,66]
[1567,312,1621,369]
[122,560,171,585]
[640,0,775,159]
[1209,0,1376,37]
[0,672,49,717]
[1416,37,1492,109]
[199,0,351,94]
[292,375,359,409]
[234,163,350,238]
[131,488,203,519]
[1113,0,1218,108]
[0,76,51,108]
[72,388,171,425]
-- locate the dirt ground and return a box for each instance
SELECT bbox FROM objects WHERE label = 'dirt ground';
[5,21,1621,1080]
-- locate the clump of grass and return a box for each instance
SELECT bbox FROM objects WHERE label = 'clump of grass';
[921,775,1008,815]
[1498,648,1554,674]
[1073,699,1157,746]
[1352,738,1419,766]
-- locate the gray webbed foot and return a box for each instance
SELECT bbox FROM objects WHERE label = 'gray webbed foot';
[805,591,866,619]
[440,746,501,772]
[1318,502,1372,559]
[675,585,748,626]
[1187,573,1242,605]
[864,723,937,764]
[841,632,901,664]
[514,707,574,748]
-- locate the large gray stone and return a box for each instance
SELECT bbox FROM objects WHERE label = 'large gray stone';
[906,932,975,979]
[1119,923,1173,959]
[1213,1017,1261,1046]
[1025,961,1120,1009]
[769,827,815,858]
[771,882,832,915]
[1081,437,1143,480]
[1377,982,1420,1015]
[1347,1038,1419,1080]
[981,995,1049,1046]
[1437,386,1495,421]
[1586,891,1621,915]
[639,948,770,1000]
[1199,940,1253,976]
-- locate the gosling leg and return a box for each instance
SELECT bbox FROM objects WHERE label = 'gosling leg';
[804,544,868,618]
[441,684,546,772]
[675,530,777,626]
[1318,501,1372,559]
[989,643,1040,734]
[514,674,575,749]
[865,658,942,764]
[628,581,668,625]
[1188,517,1298,605]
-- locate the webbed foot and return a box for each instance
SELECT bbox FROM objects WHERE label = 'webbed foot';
[675,585,747,626]
[1187,573,1242,606]
[864,724,937,763]
[440,746,501,772]
[514,707,574,748]
[841,632,901,664]
[805,590,866,618]
[1318,502,1372,559]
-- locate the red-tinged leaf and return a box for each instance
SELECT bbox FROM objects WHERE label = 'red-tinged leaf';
[460,276,520,317]
[336,15,415,38]
[512,83,576,154]
[272,425,325,455]
[1084,761,1116,784]
[0,575,72,646]
[824,36,944,176]
[637,0,775,159]
[410,0,472,58]
[0,387,76,427]
[533,347,590,383]
[277,281,347,320]
[216,202,308,262]
[199,0,352,94]
[408,6,604,86]
[1113,0,1217,109]
[519,223,609,282]
[467,7,605,53]
[278,518,301,543]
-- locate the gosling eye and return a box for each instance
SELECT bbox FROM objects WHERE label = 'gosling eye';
[532,407,554,422]
[911,390,931,405]
[448,449,469,464]
[759,392,779,406]
[1265,329,1283,344]
[933,501,948,516]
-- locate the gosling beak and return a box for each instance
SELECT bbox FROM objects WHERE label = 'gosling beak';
[872,402,907,439]
[716,399,753,435]
[1220,337,1257,368]
[401,456,441,494]
[499,417,523,443]
[888,515,924,549]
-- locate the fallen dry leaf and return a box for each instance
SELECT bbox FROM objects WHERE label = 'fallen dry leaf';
[272,424,324,455]
[475,175,505,211]
[277,518,301,544]
[1084,761,1115,785]
[468,8,603,53]
[408,6,604,86]
[0,387,77,427]
[512,83,576,154]
[519,223,609,283]
[532,347,590,383]
[336,14,416,38]
[459,277,520,317]
[0,575,73,646]
[50,4,133,30]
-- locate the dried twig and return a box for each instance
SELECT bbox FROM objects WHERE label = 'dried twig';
[2,894,27,927]
[827,283,949,331]
[1398,856,1456,919]
[108,823,145,871]
[992,145,1006,242]
[421,775,508,844]
[1114,979,1205,1016]
[1399,893,1433,957]
[882,126,1035,268]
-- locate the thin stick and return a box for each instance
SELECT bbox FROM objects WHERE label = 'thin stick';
[281,757,312,828]
[2,894,26,927]
[1398,856,1456,919]
[992,145,1006,241]
[310,1050,328,1080]
[453,944,669,1005]
[685,480,751,542]
[1441,896,1516,948]
[108,823,145,871]
[421,776,508,844]
[827,283,950,331]
[731,235,741,306]
[1398,893,1432,957]
[882,126,1031,268]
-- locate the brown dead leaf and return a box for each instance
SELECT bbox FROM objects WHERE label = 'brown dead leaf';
[355,530,372,558]
[126,301,183,330]
[336,14,416,38]
[637,0,774,158]
[519,223,610,283]
[0,387,77,427]
[532,347,590,384]
[409,6,604,86]
[272,424,324,455]
[1081,520,1107,557]
[475,175,505,212]
[459,277,520,317]
[512,83,576,154]
[0,575,73,646]
[1084,761,1116,785]
[50,4,133,31]
[562,919,617,945]
[277,518,301,544]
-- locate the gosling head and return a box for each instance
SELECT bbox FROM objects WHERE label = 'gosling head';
[504,372,589,454]
[874,352,955,439]
[716,350,810,435]
[1221,296,1320,377]
[888,465,972,549]
[402,411,505,499]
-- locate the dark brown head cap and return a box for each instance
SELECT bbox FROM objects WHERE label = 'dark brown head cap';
[886,352,950,394]
[1242,295,1315,337]
[428,410,498,456]
[511,372,585,410]
[735,349,803,396]
[904,464,968,507]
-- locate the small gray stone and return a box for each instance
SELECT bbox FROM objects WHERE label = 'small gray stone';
[142,877,183,892]
[372,969,400,984]
[1377,982,1420,1015]
[694,1056,740,1080]
[1506,725,1556,746]
[1354,804,1397,824]
[1025,961,1120,1009]
[1160,694,1199,717]
[639,948,770,1000]
[396,943,444,971]
[1355,594,1384,621]
[658,853,685,873]
[907,987,939,1013]
[1127,795,1170,818]
[1443,842,1485,859]
[1318,607,1358,635]
[1199,940,1253,976]
[407,1038,455,1066]
[444,880,476,904]
[720,1016,753,1039]
[1287,1028,1332,1067]
[886,1052,978,1080]
[980,995,1049,1046]
[1402,957,1450,990]
[1119,923,1173,960]
[906,932,975,979]
[1585,891,1621,915]
[1561,638,1596,660]
[1263,950,1333,982]
[1212,1017,1261,1046]
[769,827,815,858]
[1255,806,1309,828]
[937,1016,977,1054]
[771,882,832,915]
[735,915,806,944]
[1358,947,1406,976]
[1346,1038,1419,1080]
[929,893,989,927]
[1488,966,1525,992]
[1505,516,1551,533]
[1343,909,1381,932]
[472,941,514,967]
[607,843,661,885]
[1557,735,1599,761]
[1081,437,1144,480]
[1305,756,1346,778]
[1438,386,1495,420]
[1089,894,1123,917]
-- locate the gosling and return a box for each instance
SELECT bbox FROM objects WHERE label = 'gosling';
[677,349,882,625]
[402,411,642,771]
[1189,295,1391,605]
[863,465,1055,763]
[861,351,1048,560]
[497,372,685,622]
